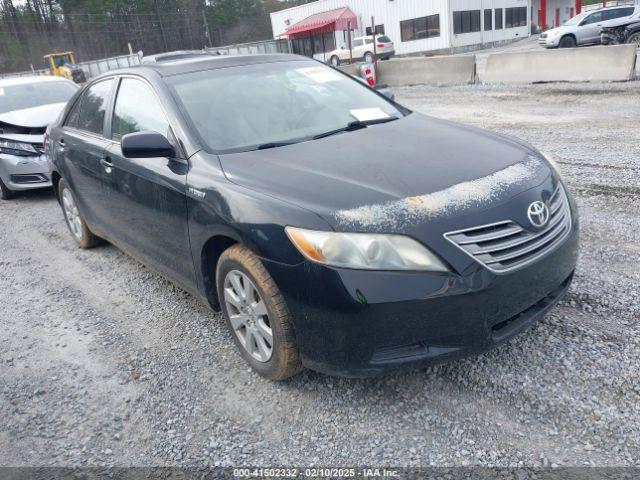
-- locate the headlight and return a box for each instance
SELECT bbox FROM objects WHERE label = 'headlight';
[285,227,449,272]
[0,138,38,157]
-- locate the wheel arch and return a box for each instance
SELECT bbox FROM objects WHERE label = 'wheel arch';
[51,171,62,203]
[200,233,241,311]
[560,33,577,44]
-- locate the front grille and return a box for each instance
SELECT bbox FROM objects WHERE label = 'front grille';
[540,33,547,39]
[444,185,572,273]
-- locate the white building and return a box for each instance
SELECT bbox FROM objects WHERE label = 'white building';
[270,0,532,61]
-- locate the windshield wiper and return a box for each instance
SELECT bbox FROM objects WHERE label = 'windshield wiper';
[312,117,399,140]
[256,141,298,150]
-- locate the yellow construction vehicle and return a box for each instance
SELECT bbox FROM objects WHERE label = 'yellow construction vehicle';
[43,52,86,84]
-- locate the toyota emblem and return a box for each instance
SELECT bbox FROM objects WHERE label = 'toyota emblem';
[527,201,550,228]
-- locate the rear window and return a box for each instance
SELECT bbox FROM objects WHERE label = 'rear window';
[378,35,392,43]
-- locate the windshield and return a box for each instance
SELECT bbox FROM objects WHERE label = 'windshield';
[53,54,72,68]
[0,81,77,114]
[564,12,588,25]
[168,60,404,153]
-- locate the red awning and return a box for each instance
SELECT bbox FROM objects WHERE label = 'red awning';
[285,7,358,38]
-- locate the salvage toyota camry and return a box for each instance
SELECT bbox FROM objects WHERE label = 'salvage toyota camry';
[47,55,579,380]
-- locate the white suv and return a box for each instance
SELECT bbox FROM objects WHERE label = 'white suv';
[539,5,639,48]
[327,35,395,66]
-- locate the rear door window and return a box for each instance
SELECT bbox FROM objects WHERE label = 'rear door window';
[616,7,634,17]
[74,79,114,135]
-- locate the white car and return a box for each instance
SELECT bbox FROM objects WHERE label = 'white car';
[0,76,78,199]
[539,5,639,48]
[327,35,395,66]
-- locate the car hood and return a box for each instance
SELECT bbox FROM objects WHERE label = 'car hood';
[544,25,573,36]
[219,113,551,232]
[0,102,66,130]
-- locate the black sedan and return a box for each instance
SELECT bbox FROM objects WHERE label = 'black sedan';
[47,55,579,380]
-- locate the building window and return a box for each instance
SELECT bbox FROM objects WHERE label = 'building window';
[366,24,385,36]
[453,10,481,34]
[505,6,527,28]
[400,14,440,42]
[495,9,503,29]
[484,9,492,30]
[291,32,336,57]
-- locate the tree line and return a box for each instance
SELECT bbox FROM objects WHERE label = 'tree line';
[0,0,314,73]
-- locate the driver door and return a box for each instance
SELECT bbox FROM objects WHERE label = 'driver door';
[101,76,196,288]
[578,11,603,44]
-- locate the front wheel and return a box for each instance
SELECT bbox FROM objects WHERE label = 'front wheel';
[558,36,576,48]
[330,55,340,67]
[216,244,302,380]
[627,33,640,48]
[0,178,14,200]
[364,51,374,64]
[58,178,103,249]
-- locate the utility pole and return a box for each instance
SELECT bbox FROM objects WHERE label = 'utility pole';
[202,10,212,48]
[371,16,377,73]
[347,20,353,64]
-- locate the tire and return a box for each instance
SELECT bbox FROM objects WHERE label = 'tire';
[58,178,103,249]
[330,55,340,67]
[364,51,374,64]
[627,33,640,48]
[558,36,577,48]
[0,178,14,200]
[216,244,302,381]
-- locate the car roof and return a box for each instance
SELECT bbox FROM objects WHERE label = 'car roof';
[0,75,73,88]
[95,54,310,79]
[591,4,636,11]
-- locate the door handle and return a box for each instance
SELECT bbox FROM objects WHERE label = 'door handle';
[100,157,114,173]
[58,138,65,147]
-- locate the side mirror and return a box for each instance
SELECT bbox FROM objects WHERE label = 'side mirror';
[121,131,175,158]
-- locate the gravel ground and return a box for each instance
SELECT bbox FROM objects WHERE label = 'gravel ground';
[1,81,639,469]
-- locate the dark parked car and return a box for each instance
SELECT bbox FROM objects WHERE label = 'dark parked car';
[141,50,214,64]
[47,55,579,380]
[601,18,640,46]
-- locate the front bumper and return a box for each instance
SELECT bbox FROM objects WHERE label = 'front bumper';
[262,215,579,377]
[538,35,559,48]
[600,31,622,46]
[0,154,52,191]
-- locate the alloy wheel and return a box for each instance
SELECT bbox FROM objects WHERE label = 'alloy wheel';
[62,188,83,241]
[223,270,273,362]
